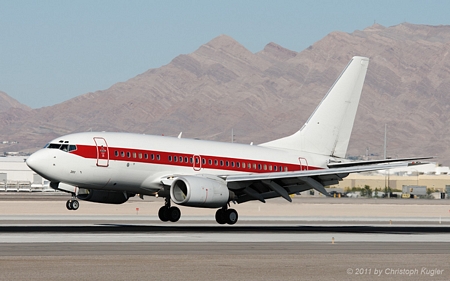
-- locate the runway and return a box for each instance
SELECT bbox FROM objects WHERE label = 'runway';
[1,195,450,280]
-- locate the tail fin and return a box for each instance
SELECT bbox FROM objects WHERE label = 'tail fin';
[260,56,369,158]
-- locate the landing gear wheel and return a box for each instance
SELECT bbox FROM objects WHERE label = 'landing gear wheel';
[66,200,79,211]
[158,206,169,222]
[215,209,226,225]
[71,200,79,210]
[225,209,238,225]
[168,207,181,222]
[66,200,73,210]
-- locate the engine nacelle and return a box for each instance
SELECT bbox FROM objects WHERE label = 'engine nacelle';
[77,188,132,204]
[170,175,231,208]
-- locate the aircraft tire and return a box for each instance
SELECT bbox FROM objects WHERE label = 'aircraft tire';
[158,206,169,222]
[66,200,73,210]
[225,209,238,225]
[168,207,181,222]
[71,200,79,210]
[215,209,226,225]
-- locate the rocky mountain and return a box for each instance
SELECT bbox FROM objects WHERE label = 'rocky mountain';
[2,23,450,164]
[0,91,30,113]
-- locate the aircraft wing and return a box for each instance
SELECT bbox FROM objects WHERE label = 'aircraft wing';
[326,156,433,168]
[221,160,425,204]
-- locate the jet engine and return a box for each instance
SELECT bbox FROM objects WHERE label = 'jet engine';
[77,188,132,204]
[170,175,232,208]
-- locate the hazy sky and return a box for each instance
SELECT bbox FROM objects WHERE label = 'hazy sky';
[1,0,450,108]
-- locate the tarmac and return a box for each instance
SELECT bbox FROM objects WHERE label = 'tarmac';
[0,193,450,281]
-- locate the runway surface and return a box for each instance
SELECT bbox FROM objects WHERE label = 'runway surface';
[1,194,450,280]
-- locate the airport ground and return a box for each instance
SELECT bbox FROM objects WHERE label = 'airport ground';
[1,193,450,281]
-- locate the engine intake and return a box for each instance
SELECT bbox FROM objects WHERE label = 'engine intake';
[77,188,132,204]
[170,175,231,208]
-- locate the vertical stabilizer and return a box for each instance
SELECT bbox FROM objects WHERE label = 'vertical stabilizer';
[260,56,369,158]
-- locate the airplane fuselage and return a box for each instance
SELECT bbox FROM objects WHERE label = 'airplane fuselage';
[28,132,328,196]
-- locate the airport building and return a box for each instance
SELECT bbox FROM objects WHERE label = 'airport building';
[0,156,49,192]
[327,163,450,199]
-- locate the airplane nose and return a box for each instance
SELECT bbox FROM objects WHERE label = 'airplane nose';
[26,152,38,171]
[26,149,53,180]
[27,148,69,184]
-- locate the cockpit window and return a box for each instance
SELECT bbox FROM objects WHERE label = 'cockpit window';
[47,143,62,149]
[46,143,77,152]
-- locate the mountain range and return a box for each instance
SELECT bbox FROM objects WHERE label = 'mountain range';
[2,23,450,164]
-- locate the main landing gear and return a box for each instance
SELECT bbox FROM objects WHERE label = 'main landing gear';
[158,197,181,222]
[66,198,79,210]
[215,206,238,225]
[157,199,238,225]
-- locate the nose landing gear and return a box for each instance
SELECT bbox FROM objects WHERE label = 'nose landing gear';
[66,199,79,210]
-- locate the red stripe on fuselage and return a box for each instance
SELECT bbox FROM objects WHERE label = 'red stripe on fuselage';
[70,145,320,173]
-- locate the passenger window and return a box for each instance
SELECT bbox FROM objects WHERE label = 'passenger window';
[236,162,240,168]
[226,161,229,167]
[190,157,193,163]
[115,151,119,157]
[121,151,125,157]
[144,154,148,159]
[184,157,188,163]
[168,156,172,162]
[231,162,235,167]
[214,160,218,166]
[242,163,246,169]
[174,156,178,162]
[202,159,206,165]
[284,167,288,172]
[209,159,212,165]
[258,164,262,170]
[179,157,183,163]
[220,160,224,166]
[253,163,256,170]
[269,165,272,171]
[132,152,136,158]
[157,155,160,160]
[151,154,154,160]
[138,153,142,159]
[263,164,267,171]
[126,152,131,158]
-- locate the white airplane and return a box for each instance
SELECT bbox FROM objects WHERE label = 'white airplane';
[26,56,429,224]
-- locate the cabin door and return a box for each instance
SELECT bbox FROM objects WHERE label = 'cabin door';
[94,137,109,167]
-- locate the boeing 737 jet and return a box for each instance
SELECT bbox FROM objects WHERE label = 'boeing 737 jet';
[26,56,428,224]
